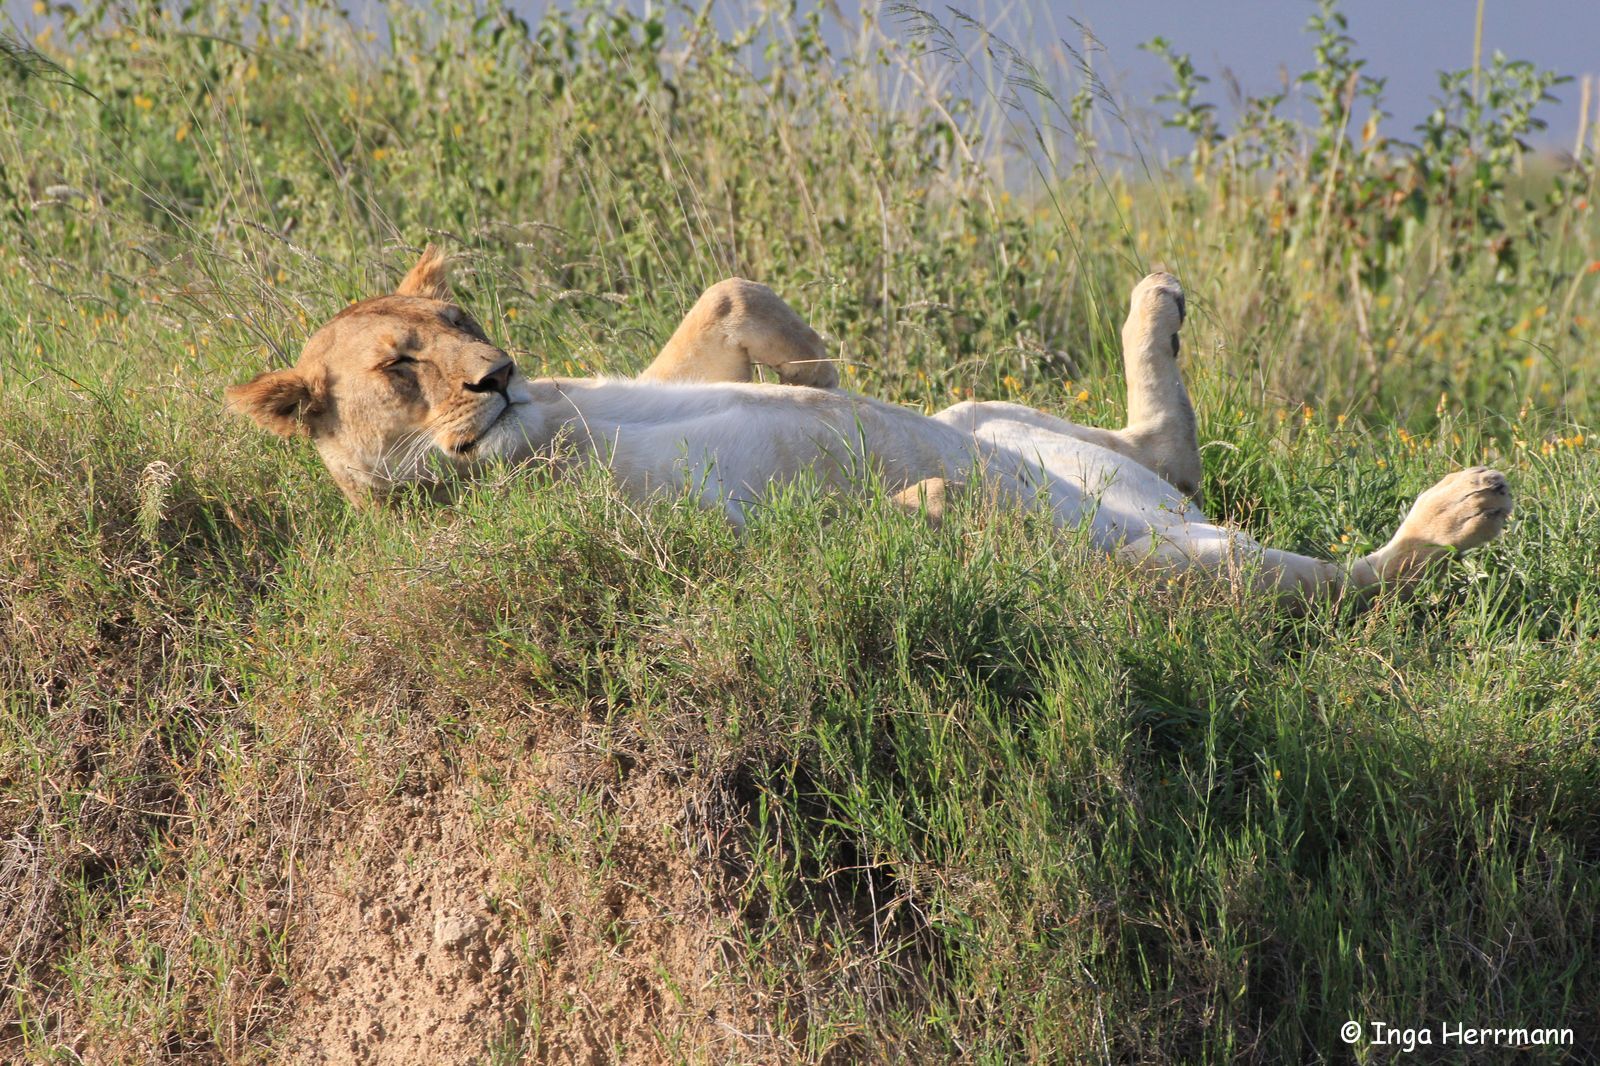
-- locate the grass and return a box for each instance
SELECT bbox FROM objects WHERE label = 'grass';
[2,0,1598,1061]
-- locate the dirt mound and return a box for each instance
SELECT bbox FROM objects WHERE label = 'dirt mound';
[281,745,760,1064]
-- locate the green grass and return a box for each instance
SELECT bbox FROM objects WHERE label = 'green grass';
[2,1,1598,1061]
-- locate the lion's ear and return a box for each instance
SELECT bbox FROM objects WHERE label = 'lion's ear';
[395,244,451,300]
[225,368,324,437]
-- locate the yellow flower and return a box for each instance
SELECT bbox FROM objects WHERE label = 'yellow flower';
[175,122,189,143]
[1273,769,1282,781]
[371,147,389,162]
[1003,375,1021,391]
[133,94,154,111]
[1075,389,1090,403]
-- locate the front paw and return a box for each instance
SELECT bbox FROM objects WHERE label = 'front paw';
[776,355,839,389]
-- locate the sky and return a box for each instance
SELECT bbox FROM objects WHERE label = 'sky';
[6,0,1597,154]
[990,0,1599,153]
[523,0,1600,157]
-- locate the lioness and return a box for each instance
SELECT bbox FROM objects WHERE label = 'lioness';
[227,247,1510,604]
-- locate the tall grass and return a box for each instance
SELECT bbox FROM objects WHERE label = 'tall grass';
[1,1,1597,1061]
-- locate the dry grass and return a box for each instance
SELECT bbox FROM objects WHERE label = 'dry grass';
[2,1,1598,1061]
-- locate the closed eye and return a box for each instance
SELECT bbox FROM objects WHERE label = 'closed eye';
[382,353,418,370]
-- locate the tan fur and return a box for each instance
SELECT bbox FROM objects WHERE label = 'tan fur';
[639,278,837,388]
[226,250,1510,606]
[395,243,452,301]
[965,273,1202,500]
[890,477,957,529]
[225,251,512,503]
[225,365,325,438]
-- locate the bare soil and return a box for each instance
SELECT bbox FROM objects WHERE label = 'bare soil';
[280,744,761,1065]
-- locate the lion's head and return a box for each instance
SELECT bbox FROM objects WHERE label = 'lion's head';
[226,247,537,503]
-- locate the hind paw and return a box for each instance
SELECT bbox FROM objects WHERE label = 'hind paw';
[1397,466,1512,551]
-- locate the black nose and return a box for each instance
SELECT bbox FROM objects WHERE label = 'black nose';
[465,361,513,396]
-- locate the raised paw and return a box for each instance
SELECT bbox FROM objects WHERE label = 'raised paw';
[773,352,839,389]
[710,278,838,389]
[1130,271,1185,328]
[1397,466,1512,551]
[640,278,838,388]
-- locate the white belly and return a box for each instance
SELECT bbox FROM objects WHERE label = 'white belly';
[934,405,1219,553]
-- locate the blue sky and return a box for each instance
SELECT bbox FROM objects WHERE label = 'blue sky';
[8,1,1596,153]
[962,0,1599,153]
[526,0,1599,156]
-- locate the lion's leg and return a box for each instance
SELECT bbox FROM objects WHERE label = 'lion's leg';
[1105,272,1203,499]
[932,395,1201,507]
[932,273,1203,499]
[638,278,838,388]
[1124,467,1512,606]
[889,477,961,529]
[933,400,1129,455]
[1121,527,1369,604]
